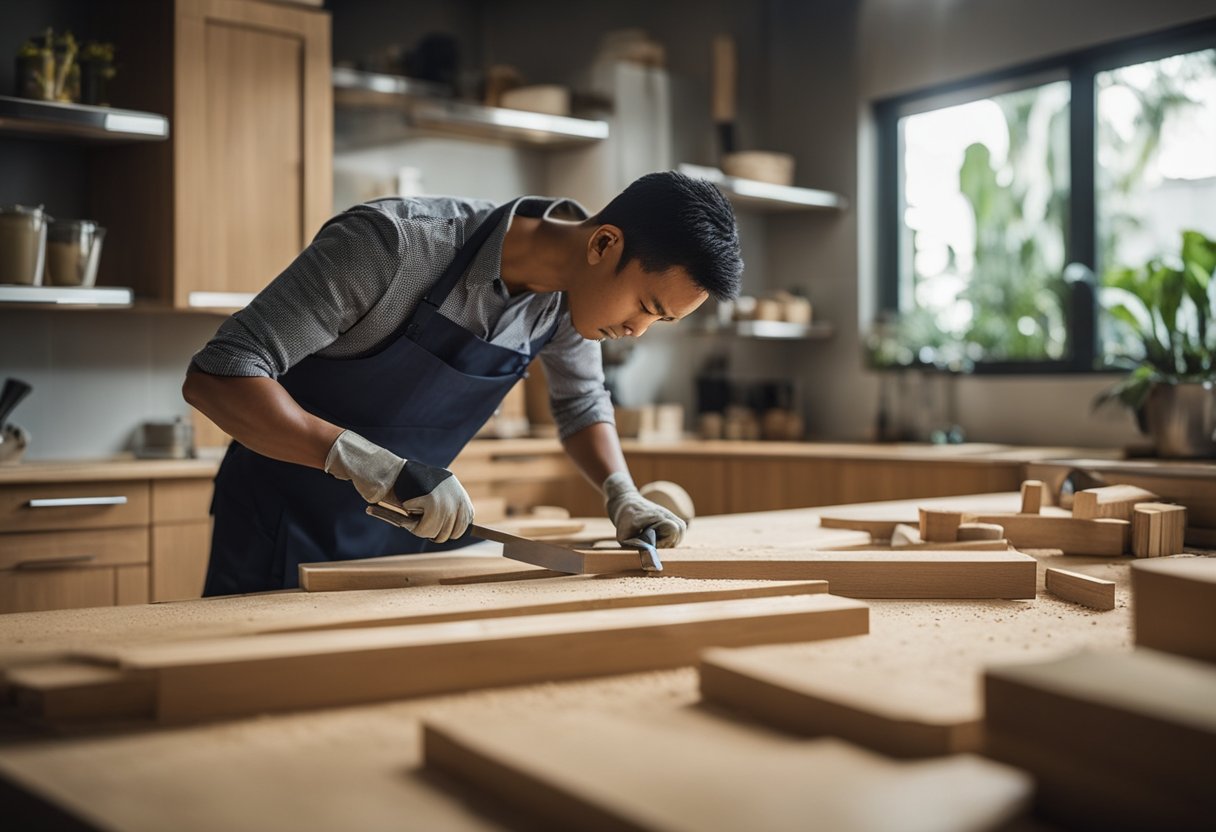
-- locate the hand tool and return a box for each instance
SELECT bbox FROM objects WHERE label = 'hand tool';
[621,527,663,572]
[367,502,661,574]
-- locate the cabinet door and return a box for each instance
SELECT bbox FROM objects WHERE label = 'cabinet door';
[0,568,116,614]
[175,0,332,306]
[152,521,213,602]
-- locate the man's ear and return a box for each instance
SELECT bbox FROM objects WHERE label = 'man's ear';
[587,224,622,265]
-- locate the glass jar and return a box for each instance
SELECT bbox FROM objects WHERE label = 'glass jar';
[46,218,106,287]
[0,204,49,286]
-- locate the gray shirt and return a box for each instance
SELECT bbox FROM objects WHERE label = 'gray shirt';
[191,196,614,439]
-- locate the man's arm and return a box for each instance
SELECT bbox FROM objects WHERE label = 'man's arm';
[560,420,628,491]
[182,369,342,470]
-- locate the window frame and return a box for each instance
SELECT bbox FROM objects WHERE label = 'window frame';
[874,17,1216,375]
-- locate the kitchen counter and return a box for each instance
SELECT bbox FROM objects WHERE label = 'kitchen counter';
[0,454,223,484]
[0,491,1178,831]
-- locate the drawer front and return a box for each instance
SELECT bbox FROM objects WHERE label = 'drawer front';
[0,567,117,614]
[152,478,214,524]
[0,527,150,571]
[0,481,151,532]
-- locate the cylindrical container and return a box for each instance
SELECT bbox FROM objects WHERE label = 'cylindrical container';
[46,219,106,286]
[1145,381,1216,459]
[0,204,49,285]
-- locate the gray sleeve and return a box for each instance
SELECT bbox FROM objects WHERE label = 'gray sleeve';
[538,310,616,440]
[190,207,403,378]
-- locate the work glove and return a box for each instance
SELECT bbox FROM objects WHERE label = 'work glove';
[324,429,473,543]
[603,470,686,548]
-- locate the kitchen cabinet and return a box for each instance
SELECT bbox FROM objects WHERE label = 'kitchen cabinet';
[94,0,332,309]
[0,472,214,613]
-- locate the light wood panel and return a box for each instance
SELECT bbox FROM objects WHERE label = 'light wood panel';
[701,647,983,758]
[174,0,331,306]
[423,708,1031,832]
[116,565,151,606]
[650,455,728,516]
[727,459,787,514]
[0,527,149,571]
[151,479,213,523]
[73,594,869,722]
[152,521,212,602]
[0,481,150,532]
[973,514,1129,555]
[0,568,116,614]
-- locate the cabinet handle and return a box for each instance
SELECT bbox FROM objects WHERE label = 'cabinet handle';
[14,554,98,570]
[26,496,128,508]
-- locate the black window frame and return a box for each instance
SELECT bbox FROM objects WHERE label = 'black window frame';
[875,17,1216,375]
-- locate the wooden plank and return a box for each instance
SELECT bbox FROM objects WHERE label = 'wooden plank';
[1019,480,1044,514]
[836,539,1011,552]
[973,514,1129,555]
[640,549,1036,599]
[299,554,556,591]
[7,662,156,721]
[286,570,829,629]
[1130,503,1187,558]
[422,708,1031,832]
[1072,484,1160,521]
[1132,558,1216,664]
[985,649,1216,830]
[1044,567,1115,611]
[700,647,982,758]
[80,595,868,722]
[957,522,1005,541]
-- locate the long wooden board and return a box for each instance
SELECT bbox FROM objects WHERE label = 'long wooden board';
[422,708,1031,832]
[985,649,1216,830]
[299,553,557,591]
[71,595,868,723]
[303,548,1035,599]
[972,514,1129,555]
[1132,557,1216,663]
[1044,567,1115,611]
[699,647,982,758]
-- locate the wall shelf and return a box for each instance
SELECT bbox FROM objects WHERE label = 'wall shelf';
[333,67,608,148]
[0,96,169,142]
[0,285,133,308]
[677,164,846,213]
[696,320,835,340]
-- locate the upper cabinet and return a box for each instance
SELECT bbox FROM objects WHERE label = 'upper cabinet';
[94,0,332,310]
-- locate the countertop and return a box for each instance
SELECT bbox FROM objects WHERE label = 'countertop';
[0,491,1188,831]
[0,440,1121,485]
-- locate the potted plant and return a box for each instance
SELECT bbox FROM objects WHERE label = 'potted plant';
[1096,229,1216,458]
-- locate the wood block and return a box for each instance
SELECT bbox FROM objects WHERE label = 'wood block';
[422,708,1032,832]
[1072,484,1160,521]
[1019,480,1044,514]
[6,662,155,721]
[957,522,1005,541]
[973,514,1129,555]
[985,649,1216,829]
[918,508,969,542]
[79,595,869,722]
[700,647,982,758]
[835,539,1011,552]
[1131,502,1187,558]
[1132,557,1216,663]
[1044,567,1115,611]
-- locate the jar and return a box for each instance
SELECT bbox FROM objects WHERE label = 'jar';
[46,219,106,286]
[0,204,50,286]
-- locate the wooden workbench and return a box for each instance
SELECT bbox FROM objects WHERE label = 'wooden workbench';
[0,490,1181,831]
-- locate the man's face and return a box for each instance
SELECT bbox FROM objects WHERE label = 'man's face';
[567,225,710,341]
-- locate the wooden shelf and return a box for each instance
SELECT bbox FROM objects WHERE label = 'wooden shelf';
[697,320,835,340]
[333,68,608,148]
[678,164,846,213]
[0,96,168,142]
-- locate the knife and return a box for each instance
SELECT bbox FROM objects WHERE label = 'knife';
[366,502,588,574]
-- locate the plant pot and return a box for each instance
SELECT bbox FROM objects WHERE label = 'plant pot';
[1144,381,1216,458]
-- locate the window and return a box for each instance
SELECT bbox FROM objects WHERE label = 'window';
[876,20,1216,373]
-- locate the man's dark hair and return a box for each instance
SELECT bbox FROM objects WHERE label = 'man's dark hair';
[592,171,743,301]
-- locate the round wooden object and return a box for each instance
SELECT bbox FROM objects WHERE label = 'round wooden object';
[640,480,696,523]
[958,522,1005,541]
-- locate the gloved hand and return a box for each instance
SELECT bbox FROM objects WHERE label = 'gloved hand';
[324,430,473,543]
[603,470,686,548]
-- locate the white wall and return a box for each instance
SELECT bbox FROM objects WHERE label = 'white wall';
[0,310,224,460]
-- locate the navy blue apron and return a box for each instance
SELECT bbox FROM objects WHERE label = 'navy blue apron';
[203,198,558,595]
